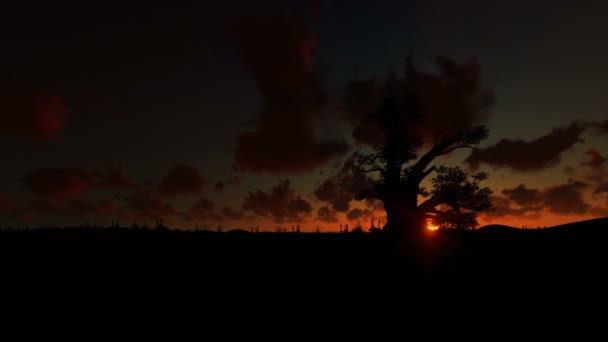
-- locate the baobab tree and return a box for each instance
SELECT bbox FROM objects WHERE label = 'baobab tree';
[352,56,493,237]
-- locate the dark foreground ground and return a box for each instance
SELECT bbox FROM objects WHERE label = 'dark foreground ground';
[2,218,608,339]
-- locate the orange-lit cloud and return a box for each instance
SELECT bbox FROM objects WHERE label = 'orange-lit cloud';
[316,205,339,222]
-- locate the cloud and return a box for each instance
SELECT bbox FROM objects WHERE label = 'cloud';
[0,80,67,140]
[589,119,608,136]
[595,183,608,194]
[158,164,205,197]
[10,198,116,219]
[346,208,363,221]
[501,184,543,206]
[342,56,494,147]
[189,197,223,222]
[221,206,243,220]
[128,191,176,219]
[483,195,541,220]
[0,195,14,213]
[57,199,117,217]
[316,205,339,223]
[229,10,348,173]
[191,197,215,212]
[242,179,312,223]
[543,180,589,214]
[466,121,587,171]
[488,179,591,219]
[582,149,607,169]
[213,176,240,191]
[98,165,133,190]
[314,153,375,212]
[24,167,94,199]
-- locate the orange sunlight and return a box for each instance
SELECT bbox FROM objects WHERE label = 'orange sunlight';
[426,219,439,231]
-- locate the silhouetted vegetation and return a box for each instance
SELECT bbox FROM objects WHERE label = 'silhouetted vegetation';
[353,57,493,237]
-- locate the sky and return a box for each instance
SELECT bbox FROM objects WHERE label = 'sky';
[1,0,607,231]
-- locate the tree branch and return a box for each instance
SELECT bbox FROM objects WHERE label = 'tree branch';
[421,165,436,180]
[418,193,442,213]
[439,145,473,156]
[354,188,384,201]
[362,167,386,176]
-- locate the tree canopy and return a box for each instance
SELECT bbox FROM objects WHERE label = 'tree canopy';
[350,56,494,236]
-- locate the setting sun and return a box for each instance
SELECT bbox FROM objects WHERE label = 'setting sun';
[426,220,439,231]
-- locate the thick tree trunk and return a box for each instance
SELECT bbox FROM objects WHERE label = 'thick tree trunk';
[381,191,425,239]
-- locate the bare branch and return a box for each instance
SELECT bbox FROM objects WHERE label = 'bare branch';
[418,193,442,213]
[421,165,436,180]
[362,167,386,176]
[354,188,384,201]
[439,145,474,156]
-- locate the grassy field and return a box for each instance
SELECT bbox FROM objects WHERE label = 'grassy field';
[2,218,607,338]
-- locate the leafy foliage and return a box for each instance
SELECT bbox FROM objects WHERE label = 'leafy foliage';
[428,166,493,229]
[352,56,494,232]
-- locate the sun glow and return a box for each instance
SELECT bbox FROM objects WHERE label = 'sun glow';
[426,220,439,231]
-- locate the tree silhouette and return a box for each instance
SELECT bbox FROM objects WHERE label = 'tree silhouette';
[353,56,493,237]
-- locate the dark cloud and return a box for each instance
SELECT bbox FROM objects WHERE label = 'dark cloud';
[0,80,67,140]
[314,153,375,212]
[158,164,205,197]
[316,205,339,223]
[189,197,224,222]
[229,11,348,173]
[501,184,543,206]
[213,176,240,191]
[98,165,133,190]
[543,180,589,214]
[312,0,322,20]
[11,198,116,219]
[242,180,312,223]
[490,179,591,219]
[346,208,362,221]
[595,183,608,194]
[191,197,215,212]
[58,199,117,217]
[582,149,607,169]
[24,167,94,199]
[466,121,587,171]
[342,56,493,146]
[589,119,608,136]
[483,195,541,220]
[128,191,176,219]
[0,195,14,213]
[221,206,243,220]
